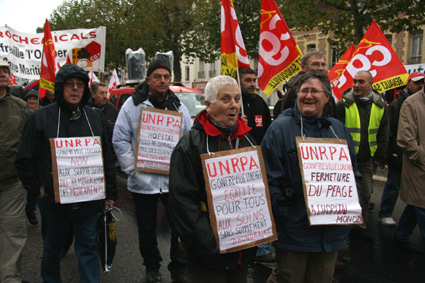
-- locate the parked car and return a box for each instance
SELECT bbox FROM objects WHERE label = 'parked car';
[109,84,205,119]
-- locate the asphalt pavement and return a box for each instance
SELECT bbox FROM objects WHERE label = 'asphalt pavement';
[21,170,424,283]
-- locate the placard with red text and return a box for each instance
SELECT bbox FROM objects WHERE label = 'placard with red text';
[135,108,182,175]
[296,137,363,225]
[201,147,277,254]
[50,136,105,204]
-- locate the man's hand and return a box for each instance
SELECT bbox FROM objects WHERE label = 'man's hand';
[105,200,115,210]
[241,114,248,124]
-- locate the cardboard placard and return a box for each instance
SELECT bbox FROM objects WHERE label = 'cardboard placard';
[134,108,183,175]
[201,147,277,254]
[296,137,363,225]
[50,136,106,204]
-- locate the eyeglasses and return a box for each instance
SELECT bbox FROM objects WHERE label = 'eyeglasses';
[298,89,326,95]
[65,80,85,89]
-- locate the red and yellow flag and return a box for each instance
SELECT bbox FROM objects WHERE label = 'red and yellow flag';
[329,44,356,100]
[257,0,302,95]
[39,19,61,98]
[221,0,250,78]
[333,21,408,98]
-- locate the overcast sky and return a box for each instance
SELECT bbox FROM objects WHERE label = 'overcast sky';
[0,0,65,33]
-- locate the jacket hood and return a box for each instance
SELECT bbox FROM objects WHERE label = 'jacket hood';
[131,81,181,111]
[194,109,252,138]
[54,64,91,109]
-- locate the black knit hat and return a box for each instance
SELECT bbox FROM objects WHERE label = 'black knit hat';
[24,89,39,101]
[147,60,171,77]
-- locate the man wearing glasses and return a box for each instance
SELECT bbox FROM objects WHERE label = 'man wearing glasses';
[336,70,389,240]
[16,64,117,282]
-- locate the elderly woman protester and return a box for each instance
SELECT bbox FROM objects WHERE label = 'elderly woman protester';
[261,71,361,283]
[168,75,257,283]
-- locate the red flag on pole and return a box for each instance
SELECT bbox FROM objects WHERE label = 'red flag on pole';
[329,44,356,100]
[333,21,408,98]
[108,69,119,99]
[257,0,303,96]
[8,73,16,85]
[39,19,61,98]
[221,0,250,78]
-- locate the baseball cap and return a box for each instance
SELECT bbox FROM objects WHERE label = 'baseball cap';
[408,71,424,82]
[0,60,9,68]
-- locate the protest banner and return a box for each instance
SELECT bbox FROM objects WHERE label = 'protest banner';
[333,21,408,98]
[50,136,105,204]
[220,0,250,79]
[257,0,303,96]
[0,25,106,80]
[201,147,277,254]
[296,137,363,225]
[135,108,182,175]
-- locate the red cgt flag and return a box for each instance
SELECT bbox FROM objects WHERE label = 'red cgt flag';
[333,20,408,98]
[329,44,356,100]
[39,19,61,98]
[258,0,302,96]
[221,0,250,79]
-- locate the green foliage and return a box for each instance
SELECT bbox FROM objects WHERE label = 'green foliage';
[279,0,425,52]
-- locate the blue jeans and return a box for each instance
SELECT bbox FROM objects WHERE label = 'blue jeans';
[378,165,401,219]
[41,208,99,283]
[256,243,272,257]
[394,205,425,243]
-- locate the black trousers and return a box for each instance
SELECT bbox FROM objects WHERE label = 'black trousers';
[132,192,184,272]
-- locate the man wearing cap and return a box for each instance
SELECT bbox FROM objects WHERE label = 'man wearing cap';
[113,60,192,283]
[378,71,425,226]
[0,60,30,282]
[336,70,389,240]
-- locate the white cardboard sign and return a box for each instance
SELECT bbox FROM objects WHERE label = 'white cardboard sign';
[201,147,277,254]
[135,108,182,175]
[296,137,363,225]
[50,136,105,204]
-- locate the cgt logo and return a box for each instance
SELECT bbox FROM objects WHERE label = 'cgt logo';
[336,43,392,88]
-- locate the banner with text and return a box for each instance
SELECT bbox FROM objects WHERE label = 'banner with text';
[0,26,106,80]
[50,136,106,204]
[295,137,362,225]
[332,21,408,98]
[201,147,277,254]
[329,44,355,100]
[135,108,182,175]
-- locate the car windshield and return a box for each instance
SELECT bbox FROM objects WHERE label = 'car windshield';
[176,92,206,118]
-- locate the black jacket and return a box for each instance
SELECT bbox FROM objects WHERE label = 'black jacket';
[242,92,271,144]
[387,87,413,170]
[16,64,117,217]
[169,110,257,270]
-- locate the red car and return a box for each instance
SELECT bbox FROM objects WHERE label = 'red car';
[109,84,205,120]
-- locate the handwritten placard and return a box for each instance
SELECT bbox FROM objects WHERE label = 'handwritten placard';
[135,108,183,175]
[201,147,277,254]
[50,136,105,204]
[296,137,363,225]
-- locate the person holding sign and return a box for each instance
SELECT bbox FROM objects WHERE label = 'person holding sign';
[15,64,117,283]
[113,60,192,283]
[169,76,260,283]
[261,71,361,283]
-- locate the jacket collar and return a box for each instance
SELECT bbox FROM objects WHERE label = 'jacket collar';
[195,110,252,138]
[131,81,181,111]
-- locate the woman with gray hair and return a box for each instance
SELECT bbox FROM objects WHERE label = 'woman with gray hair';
[168,75,257,282]
[262,71,362,283]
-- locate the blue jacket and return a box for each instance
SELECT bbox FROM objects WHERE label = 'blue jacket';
[261,106,361,253]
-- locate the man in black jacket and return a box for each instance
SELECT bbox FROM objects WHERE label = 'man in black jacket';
[239,67,271,145]
[16,64,117,283]
[90,82,118,126]
[378,71,424,226]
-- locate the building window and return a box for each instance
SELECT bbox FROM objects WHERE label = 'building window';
[307,44,316,52]
[185,66,190,81]
[331,45,339,68]
[385,34,392,45]
[209,63,216,77]
[198,61,205,78]
[409,31,423,64]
